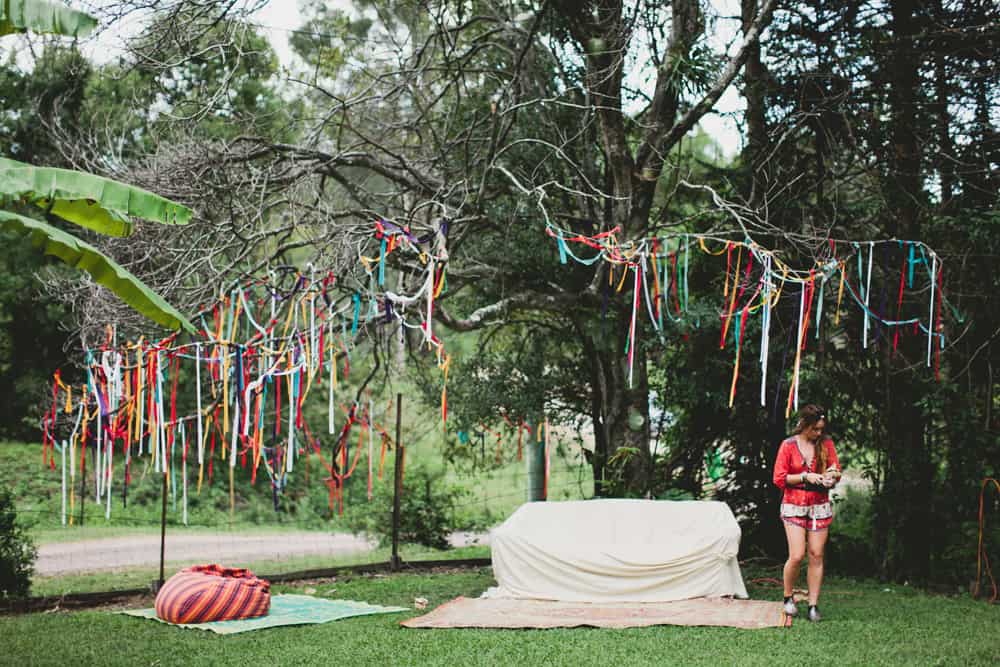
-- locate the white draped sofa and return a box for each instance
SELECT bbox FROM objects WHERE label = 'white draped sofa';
[488,499,748,603]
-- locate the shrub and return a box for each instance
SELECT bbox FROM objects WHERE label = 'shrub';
[0,486,37,598]
[347,464,470,550]
[827,486,878,576]
[658,487,696,501]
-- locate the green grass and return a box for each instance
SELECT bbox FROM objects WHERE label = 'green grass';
[404,416,594,526]
[2,566,997,666]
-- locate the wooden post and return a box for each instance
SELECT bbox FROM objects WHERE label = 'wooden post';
[527,417,546,502]
[390,392,404,571]
[78,442,87,527]
[157,471,168,591]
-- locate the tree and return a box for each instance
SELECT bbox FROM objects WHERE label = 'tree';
[690,0,1000,580]
[0,42,88,438]
[0,0,195,333]
[38,0,996,583]
[86,0,777,497]
[33,5,300,341]
[0,486,35,598]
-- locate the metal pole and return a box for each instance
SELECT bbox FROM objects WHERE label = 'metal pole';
[157,471,167,590]
[78,443,87,527]
[390,392,403,571]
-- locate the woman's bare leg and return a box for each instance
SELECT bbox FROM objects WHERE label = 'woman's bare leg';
[783,522,807,597]
[806,528,829,605]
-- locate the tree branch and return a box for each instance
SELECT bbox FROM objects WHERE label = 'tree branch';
[436,290,593,331]
[652,0,777,159]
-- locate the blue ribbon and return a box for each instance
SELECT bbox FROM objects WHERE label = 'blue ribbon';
[351,293,360,338]
[378,237,387,285]
[907,242,928,288]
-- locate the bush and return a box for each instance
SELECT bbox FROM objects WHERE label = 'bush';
[347,464,470,550]
[827,486,878,576]
[0,486,36,598]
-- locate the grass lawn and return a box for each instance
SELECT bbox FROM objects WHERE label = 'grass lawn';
[2,566,997,667]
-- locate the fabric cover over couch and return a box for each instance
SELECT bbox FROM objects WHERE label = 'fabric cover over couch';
[489,499,748,602]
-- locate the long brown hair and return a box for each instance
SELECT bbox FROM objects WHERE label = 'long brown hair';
[793,404,830,472]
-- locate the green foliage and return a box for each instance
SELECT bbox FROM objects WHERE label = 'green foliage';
[347,464,470,550]
[4,567,1000,666]
[2,438,339,532]
[0,209,195,332]
[0,485,36,598]
[0,153,197,334]
[289,2,372,79]
[0,44,92,161]
[1,157,192,231]
[657,487,695,501]
[0,0,96,37]
[0,8,197,334]
[0,44,90,439]
[603,446,643,497]
[826,487,877,576]
[0,230,75,440]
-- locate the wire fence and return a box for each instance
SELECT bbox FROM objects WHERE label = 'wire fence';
[18,428,594,599]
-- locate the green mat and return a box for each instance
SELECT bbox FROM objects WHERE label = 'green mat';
[121,594,408,634]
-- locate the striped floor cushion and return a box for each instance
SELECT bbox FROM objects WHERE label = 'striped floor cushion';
[155,564,271,624]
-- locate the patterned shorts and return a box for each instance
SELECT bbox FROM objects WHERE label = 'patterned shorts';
[782,515,833,531]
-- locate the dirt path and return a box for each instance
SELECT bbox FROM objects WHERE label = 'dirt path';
[35,531,490,576]
[35,532,376,575]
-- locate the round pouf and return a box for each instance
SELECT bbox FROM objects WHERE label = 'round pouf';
[155,564,271,623]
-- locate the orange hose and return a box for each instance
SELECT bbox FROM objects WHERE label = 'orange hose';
[974,478,1000,603]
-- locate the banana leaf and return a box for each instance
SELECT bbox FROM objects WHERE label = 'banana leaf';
[0,158,193,236]
[0,0,97,37]
[0,209,196,333]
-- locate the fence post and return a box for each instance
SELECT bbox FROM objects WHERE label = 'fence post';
[156,471,167,591]
[391,392,404,571]
[78,442,87,526]
[527,417,546,502]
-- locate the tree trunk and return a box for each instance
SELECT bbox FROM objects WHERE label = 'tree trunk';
[592,347,652,497]
[551,0,770,496]
[741,0,769,206]
[933,50,954,208]
[877,0,932,583]
[580,306,652,497]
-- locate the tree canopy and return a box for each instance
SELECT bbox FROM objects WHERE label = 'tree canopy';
[4,0,998,583]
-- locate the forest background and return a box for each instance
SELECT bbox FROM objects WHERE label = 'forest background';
[0,0,997,589]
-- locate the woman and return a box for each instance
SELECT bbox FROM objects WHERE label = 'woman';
[772,404,841,622]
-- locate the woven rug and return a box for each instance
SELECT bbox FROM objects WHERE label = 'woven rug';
[401,596,790,630]
[122,594,407,634]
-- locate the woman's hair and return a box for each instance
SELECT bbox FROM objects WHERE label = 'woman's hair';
[793,404,830,472]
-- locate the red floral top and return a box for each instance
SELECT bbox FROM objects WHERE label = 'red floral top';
[772,437,841,520]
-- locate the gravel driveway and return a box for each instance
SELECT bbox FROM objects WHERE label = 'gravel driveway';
[35,531,490,575]
[35,532,376,575]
